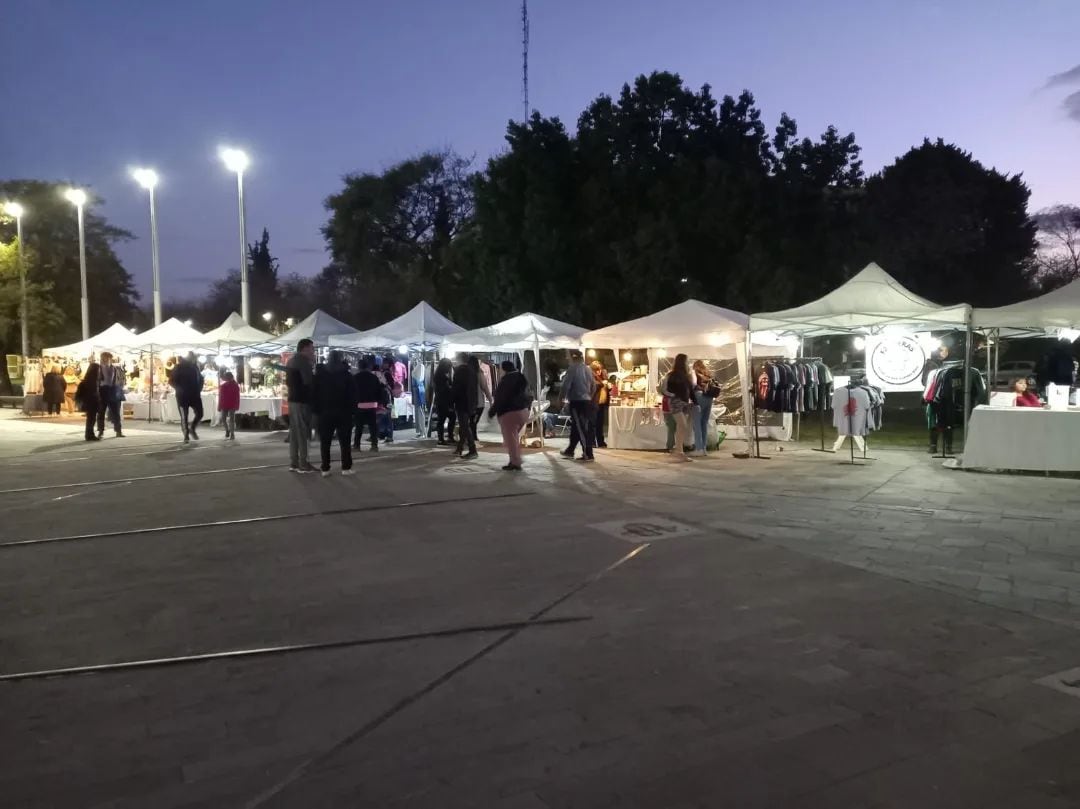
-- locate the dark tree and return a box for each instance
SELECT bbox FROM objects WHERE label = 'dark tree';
[321,150,474,326]
[0,180,140,341]
[854,140,1037,306]
[248,228,281,321]
[1032,204,1080,291]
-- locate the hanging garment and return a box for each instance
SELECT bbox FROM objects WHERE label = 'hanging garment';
[832,386,871,436]
[23,363,44,395]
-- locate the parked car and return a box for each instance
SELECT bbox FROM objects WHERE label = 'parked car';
[830,359,865,377]
[994,360,1036,389]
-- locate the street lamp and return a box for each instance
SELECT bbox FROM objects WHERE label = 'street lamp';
[219,147,250,325]
[132,168,162,326]
[262,311,273,322]
[3,202,28,356]
[63,188,89,339]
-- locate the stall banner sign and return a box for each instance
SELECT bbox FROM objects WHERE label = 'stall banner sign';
[865,335,927,392]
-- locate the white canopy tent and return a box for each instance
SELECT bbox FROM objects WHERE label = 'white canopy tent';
[749,262,972,336]
[329,302,463,351]
[201,312,276,351]
[128,317,211,352]
[584,299,792,452]
[252,309,359,353]
[974,278,1080,334]
[443,312,586,392]
[749,262,975,454]
[44,323,139,357]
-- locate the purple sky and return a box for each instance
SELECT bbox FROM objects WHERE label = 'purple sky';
[2,0,1079,303]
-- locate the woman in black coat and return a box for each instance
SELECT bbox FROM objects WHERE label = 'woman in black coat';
[43,365,66,416]
[75,363,102,441]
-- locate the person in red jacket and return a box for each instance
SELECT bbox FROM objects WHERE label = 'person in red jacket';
[218,370,241,439]
[1013,377,1042,408]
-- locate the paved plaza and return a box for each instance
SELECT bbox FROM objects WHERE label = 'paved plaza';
[4,412,1080,807]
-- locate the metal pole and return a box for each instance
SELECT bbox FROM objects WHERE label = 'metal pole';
[237,171,249,324]
[148,186,162,326]
[993,329,1000,397]
[962,317,973,452]
[76,203,89,340]
[16,215,27,357]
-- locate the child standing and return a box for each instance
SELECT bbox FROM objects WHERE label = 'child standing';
[218,371,241,440]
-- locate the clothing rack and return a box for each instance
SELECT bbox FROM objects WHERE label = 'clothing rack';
[835,379,877,465]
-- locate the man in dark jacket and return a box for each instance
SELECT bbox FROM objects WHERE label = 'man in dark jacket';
[286,338,316,472]
[451,354,478,459]
[312,351,358,477]
[352,358,386,452]
[170,352,204,444]
[429,357,456,444]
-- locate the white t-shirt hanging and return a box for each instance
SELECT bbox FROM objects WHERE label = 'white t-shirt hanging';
[832,386,871,436]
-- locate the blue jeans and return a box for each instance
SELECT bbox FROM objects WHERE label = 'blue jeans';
[693,391,714,452]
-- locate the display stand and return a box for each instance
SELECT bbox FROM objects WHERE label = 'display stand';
[835,383,874,466]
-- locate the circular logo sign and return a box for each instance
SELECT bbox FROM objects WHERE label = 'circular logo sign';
[868,336,926,387]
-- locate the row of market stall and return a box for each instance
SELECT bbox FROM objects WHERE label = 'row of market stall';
[22,260,1080,470]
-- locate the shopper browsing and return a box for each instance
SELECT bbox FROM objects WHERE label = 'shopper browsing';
[313,351,359,476]
[491,360,533,471]
[75,362,102,442]
[218,371,240,439]
[285,339,316,472]
[96,352,126,438]
[170,352,204,444]
[662,353,695,462]
[560,350,596,462]
[353,358,385,452]
[452,354,479,459]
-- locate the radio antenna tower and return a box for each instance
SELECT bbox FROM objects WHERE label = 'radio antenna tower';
[521,0,529,121]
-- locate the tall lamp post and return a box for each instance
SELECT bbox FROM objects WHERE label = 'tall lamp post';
[3,202,27,356]
[132,168,162,326]
[219,147,250,325]
[64,188,89,340]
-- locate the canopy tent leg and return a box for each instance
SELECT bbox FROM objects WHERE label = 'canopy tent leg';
[534,345,544,449]
[962,317,973,453]
[735,339,755,458]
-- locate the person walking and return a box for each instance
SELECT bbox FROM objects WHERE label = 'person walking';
[429,357,456,445]
[218,370,241,440]
[170,352,204,443]
[691,360,718,457]
[663,353,695,462]
[471,356,492,445]
[353,357,385,453]
[590,361,611,448]
[43,365,66,416]
[285,339,316,472]
[452,354,478,459]
[96,352,126,438]
[491,360,533,471]
[75,362,102,442]
[313,351,358,477]
[560,350,596,462]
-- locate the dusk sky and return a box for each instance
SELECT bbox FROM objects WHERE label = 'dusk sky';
[2,0,1079,303]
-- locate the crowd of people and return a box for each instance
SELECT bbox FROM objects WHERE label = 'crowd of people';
[62,340,727,469]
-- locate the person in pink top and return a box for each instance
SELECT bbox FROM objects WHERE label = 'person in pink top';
[218,371,241,440]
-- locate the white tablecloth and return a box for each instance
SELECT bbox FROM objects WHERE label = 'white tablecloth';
[238,395,284,420]
[962,404,1080,472]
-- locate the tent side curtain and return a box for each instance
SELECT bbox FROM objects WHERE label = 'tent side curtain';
[973,278,1080,333]
[748,262,972,337]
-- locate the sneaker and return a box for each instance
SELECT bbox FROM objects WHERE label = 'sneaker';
[559,451,575,460]
[501,463,522,471]
[290,466,310,474]
[578,456,595,463]
[370,445,379,453]
[183,435,190,444]
[462,451,479,460]
[85,435,100,442]
[321,470,332,478]
[190,429,200,441]
[341,469,356,476]
[301,462,317,473]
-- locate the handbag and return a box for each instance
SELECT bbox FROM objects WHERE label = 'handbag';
[706,381,722,398]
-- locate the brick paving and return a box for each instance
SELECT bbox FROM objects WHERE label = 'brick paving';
[3,412,1080,807]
